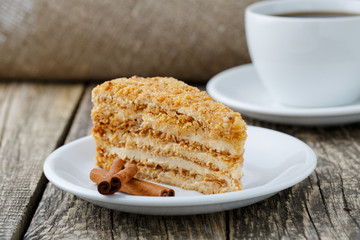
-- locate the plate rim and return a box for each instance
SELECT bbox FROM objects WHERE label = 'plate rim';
[206,64,360,118]
[44,126,317,208]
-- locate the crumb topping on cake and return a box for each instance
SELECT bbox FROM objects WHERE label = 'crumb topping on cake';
[92,76,246,136]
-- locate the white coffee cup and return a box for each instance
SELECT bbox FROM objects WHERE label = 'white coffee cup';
[245,0,360,108]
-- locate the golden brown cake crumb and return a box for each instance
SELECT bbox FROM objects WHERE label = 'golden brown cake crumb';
[91,76,247,194]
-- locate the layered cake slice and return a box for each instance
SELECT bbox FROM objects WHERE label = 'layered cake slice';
[91,76,247,194]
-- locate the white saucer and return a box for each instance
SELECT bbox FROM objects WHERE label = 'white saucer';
[43,126,316,215]
[206,64,360,126]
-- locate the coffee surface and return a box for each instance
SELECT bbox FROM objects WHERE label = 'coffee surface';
[275,11,360,18]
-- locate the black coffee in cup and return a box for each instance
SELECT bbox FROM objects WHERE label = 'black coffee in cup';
[275,11,360,18]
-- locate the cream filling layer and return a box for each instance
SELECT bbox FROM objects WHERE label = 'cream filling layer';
[94,106,245,155]
[107,146,242,182]
[136,166,242,194]
[143,114,243,155]
[106,132,243,179]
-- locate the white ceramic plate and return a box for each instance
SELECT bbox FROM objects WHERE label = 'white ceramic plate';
[44,126,316,215]
[207,64,360,126]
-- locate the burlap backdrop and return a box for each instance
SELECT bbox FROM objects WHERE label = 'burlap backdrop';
[0,0,259,82]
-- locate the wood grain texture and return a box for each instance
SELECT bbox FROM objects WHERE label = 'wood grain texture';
[0,83,84,239]
[24,84,226,240]
[229,118,360,239]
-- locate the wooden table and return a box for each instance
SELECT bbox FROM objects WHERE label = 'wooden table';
[0,82,359,240]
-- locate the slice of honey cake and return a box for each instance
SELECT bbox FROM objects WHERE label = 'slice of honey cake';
[91,76,247,194]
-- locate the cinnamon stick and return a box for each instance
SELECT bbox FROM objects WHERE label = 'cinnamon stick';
[120,178,175,197]
[110,163,137,189]
[97,159,124,195]
[90,168,175,197]
[90,168,107,183]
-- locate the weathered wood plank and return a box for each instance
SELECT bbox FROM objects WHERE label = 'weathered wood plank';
[24,84,227,240]
[24,85,116,240]
[308,126,360,239]
[0,82,84,239]
[229,119,360,239]
[162,213,226,239]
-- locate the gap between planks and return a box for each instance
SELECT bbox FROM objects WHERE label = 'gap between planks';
[12,83,87,240]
